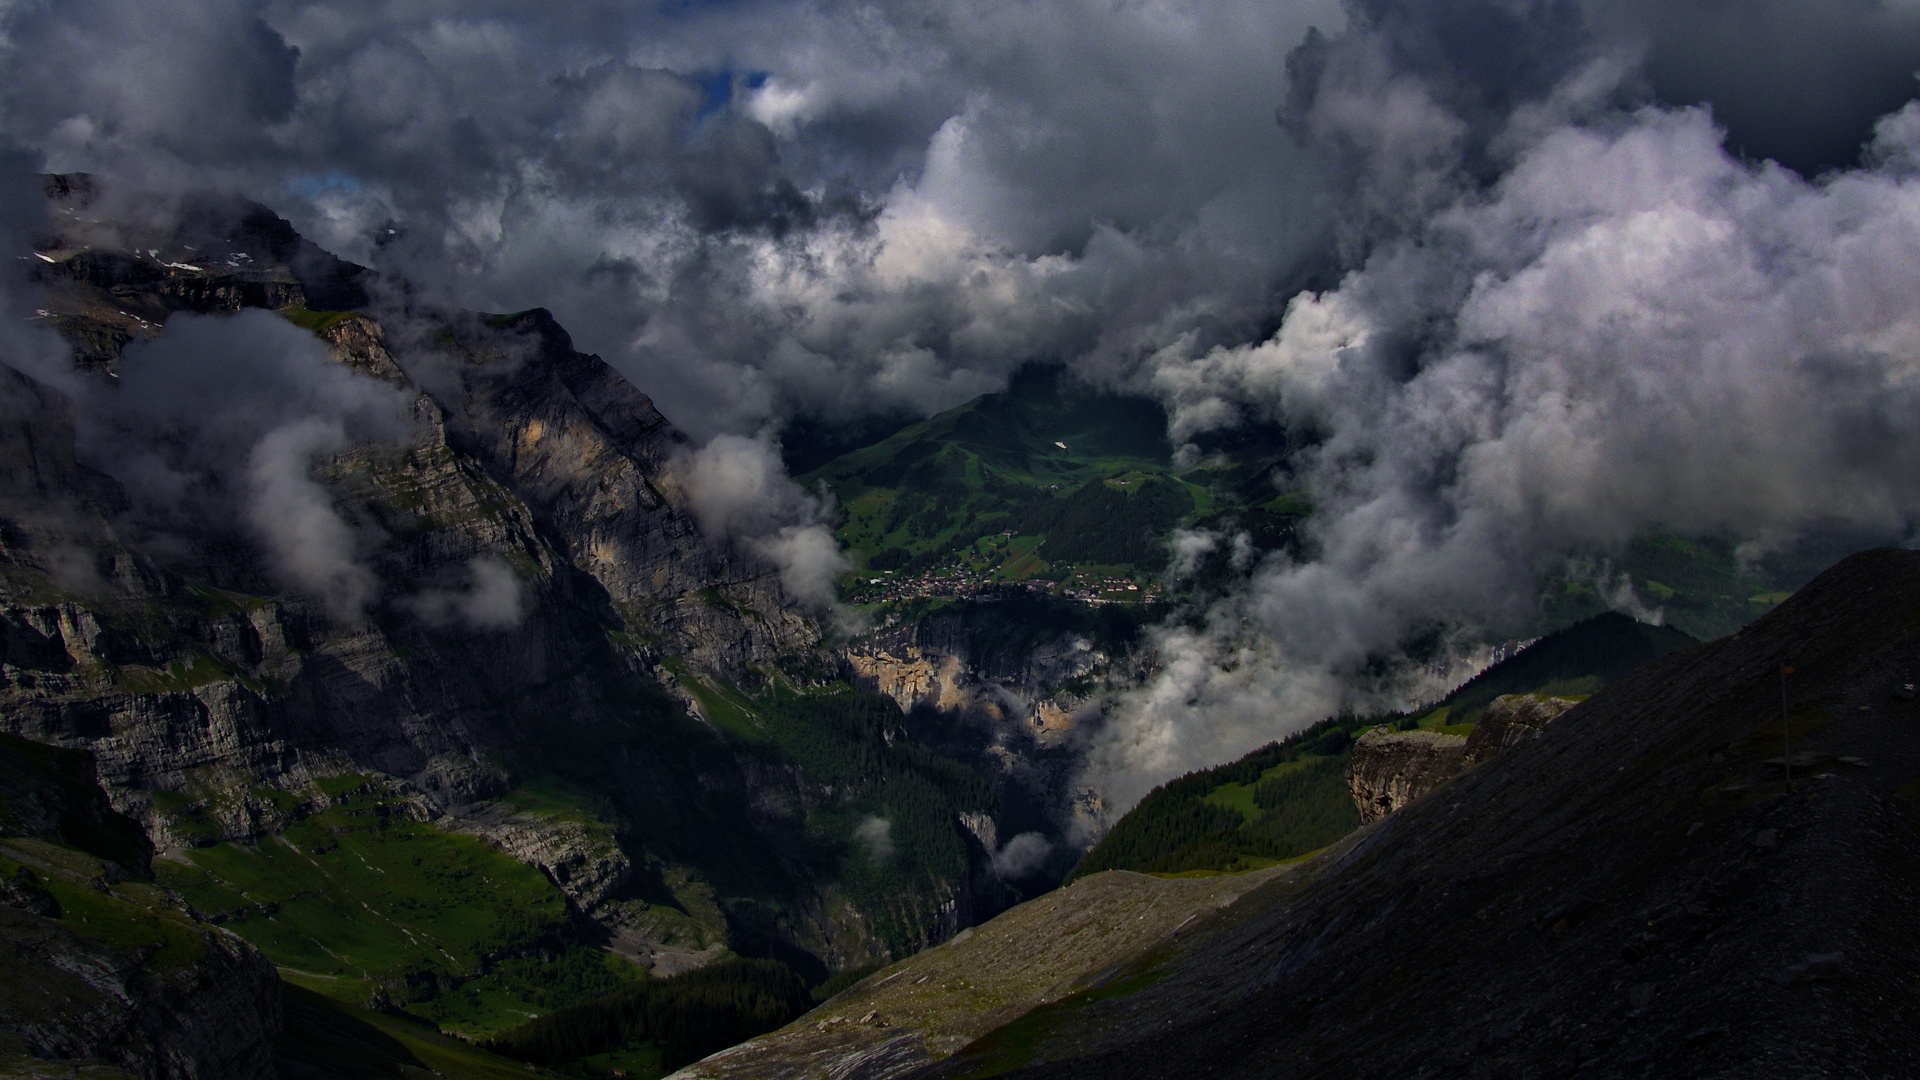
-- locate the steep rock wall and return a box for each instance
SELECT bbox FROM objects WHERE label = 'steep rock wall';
[0,734,281,1079]
[0,183,913,972]
[1345,729,1469,825]
[1346,694,1580,824]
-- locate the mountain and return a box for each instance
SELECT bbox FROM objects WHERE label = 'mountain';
[0,176,1032,1073]
[798,366,1837,640]
[1070,612,1698,879]
[9,175,1909,1078]
[685,546,1920,1079]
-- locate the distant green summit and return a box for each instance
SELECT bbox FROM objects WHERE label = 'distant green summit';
[802,365,1299,604]
[1068,612,1698,881]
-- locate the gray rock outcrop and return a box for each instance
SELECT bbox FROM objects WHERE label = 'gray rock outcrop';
[0,908,280,1080]
[1345,728,1469,825]
[1462,693,1579,765]
[1347,694,1580,824]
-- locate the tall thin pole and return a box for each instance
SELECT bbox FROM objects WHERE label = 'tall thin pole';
[1781,663,1793,793]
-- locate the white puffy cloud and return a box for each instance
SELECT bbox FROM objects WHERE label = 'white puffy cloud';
[404,556,532,631]
[72,309,411,618]
[674,431,849,610]
[245,418,376,620]
[991,831,1053,879]
[1087,61,1920,810]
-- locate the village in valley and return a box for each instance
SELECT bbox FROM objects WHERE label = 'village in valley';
[844,565,1167,608]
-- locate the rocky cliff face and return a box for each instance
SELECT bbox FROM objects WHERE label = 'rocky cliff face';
[1344,729,1468,825]
[846,612,1103,749]
[1462,693,1578,765]
[0,175,968,981]
[0,734,281,1079]
[842,600,1146,865]
[1346,694,1579,824]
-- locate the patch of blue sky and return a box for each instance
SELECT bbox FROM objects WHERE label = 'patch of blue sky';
[697,70,734,118]
[288,171,363,200]
[689,69,770,121]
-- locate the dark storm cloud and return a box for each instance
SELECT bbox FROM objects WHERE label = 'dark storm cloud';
[1621,0,1920,175]
[0,0,1351,435]
[1,0,298,171]
[8,0,1920,804]
[70,310,412,619]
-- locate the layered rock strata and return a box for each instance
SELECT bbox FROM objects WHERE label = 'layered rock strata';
[1345,729,1469,825]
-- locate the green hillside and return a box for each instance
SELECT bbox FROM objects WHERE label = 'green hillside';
[1068,612,1699,881]
[801,367,1819,631]
[803,365,1300,605]
[1418,613,1697,728]
[157,778,641,1038]
[482,958,817,1076]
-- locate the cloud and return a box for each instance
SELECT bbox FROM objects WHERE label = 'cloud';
[1084,7,1920,808]
[1166,529,1220,581]
[853,815,894,861]
[1,0,298,181]
[72,308,411,616]
[403,556,532,631]
[245,418,376,619]
[752,523,848,611]
[991,832,1053,879]
[5,1,1911,449]
[0,0,1352,440]
[674,431,849,609]
[1619,0,1920,175]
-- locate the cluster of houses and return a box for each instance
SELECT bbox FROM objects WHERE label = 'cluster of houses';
[845,568,1162,607]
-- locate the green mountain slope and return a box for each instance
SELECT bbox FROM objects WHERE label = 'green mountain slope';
[156,777,636,1038]
[803,366,1298,602]
[1069,612,1698,880]
[482,958,815,1076]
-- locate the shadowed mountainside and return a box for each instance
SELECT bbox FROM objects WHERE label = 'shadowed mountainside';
[1069,612,1697,880]
[977,547,1920,1079]
[683,548,1920,1079]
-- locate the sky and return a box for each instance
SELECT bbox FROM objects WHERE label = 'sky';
[8,0,1920,807]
